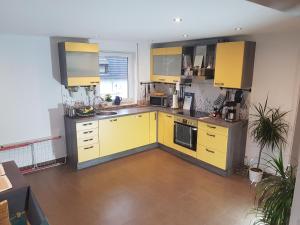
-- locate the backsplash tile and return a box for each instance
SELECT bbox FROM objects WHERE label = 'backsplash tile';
[152,78,251,119]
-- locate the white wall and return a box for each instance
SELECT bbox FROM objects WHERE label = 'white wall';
[0,34,67,163]
[0,35,151,166]
[240,32,300,167]
[290,155,300,225]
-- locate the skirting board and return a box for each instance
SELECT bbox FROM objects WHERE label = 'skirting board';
[76,143,159,170]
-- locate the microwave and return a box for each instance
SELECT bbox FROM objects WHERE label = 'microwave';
[150,95,168,107]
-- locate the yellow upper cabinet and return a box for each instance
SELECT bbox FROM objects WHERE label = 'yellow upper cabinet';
[58,42,100,87]
[214,41,256,89]
[150,47,182,84]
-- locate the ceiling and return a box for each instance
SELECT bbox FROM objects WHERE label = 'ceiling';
[0,0,300,42]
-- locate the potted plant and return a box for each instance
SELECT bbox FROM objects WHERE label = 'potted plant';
[249,97,288,183]
[253,150,296,225]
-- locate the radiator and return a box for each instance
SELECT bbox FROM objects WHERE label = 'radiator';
[0,136,66,170]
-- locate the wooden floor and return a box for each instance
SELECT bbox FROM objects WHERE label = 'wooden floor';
[26,149,255,225]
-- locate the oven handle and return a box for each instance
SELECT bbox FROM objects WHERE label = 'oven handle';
[174,121,197,129]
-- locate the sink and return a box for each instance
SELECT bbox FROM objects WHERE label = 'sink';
[96,111,118,116]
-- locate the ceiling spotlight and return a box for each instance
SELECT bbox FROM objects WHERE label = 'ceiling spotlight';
[234,27,242,31]
[183,34,189,38]
[173,17,183,23]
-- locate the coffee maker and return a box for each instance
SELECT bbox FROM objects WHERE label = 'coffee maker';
[223,101,240,122]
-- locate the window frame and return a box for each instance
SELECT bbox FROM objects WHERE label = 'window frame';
[99,51,136,101]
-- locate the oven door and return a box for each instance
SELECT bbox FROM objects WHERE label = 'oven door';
[174,122,197,151]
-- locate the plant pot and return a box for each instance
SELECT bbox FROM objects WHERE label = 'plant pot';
[249,168,263,183]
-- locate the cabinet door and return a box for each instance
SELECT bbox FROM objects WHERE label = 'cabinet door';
[151,47,182,84]
[99,118,122,157]
[158,112,165,144]
[130,113,150,148]
[214,42,245,88]
[163,113,175,148]
[149,112,157,144]
[78,144,100,163]
[197,145,227,170]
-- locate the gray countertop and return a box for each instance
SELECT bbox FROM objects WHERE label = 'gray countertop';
[66,106,247,128]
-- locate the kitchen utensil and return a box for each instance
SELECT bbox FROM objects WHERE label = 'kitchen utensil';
[171,92,179,109]
[114,96,122,105]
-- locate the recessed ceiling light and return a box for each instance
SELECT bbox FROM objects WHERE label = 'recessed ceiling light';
[173,17,183,23]
[183,34,189,38]
[234,27,242,31]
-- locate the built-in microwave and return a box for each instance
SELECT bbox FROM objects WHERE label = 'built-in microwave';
[150,95,168,107]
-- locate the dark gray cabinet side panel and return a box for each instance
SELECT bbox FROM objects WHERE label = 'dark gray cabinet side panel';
[58,43,68,86]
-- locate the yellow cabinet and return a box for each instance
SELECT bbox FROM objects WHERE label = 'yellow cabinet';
[58,42,100,87]
[150,47,182,84]
[130,113,150,148]
[99,113,151,157]
[197,121,229,170]
[157,112,175,148]
[149,112,157,143]
[158,112,165,144]
[78,144,100,163]
[214,41,255,89]
[164,114,175,148]
[197,145,227,170]
[99,117,123,157]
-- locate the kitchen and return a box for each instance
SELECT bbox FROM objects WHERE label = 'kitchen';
[1,1,300,225]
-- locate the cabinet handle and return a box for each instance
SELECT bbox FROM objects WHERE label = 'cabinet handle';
[83,131,93,134]
[159,78,165,81]
[154,113,157,120]
[83,123,93,126]
[206,133,215,138]
[206,148,215,154]
[173,80,178,82]
[215,82,224,86]
[207,125,216,129]
[90,81,99,84]
[137,115,142,117]
[83,146,94,150]
[83,138,93,142]
[110,119,117,122]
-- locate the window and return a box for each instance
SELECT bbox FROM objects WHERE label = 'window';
[99,52,134,99]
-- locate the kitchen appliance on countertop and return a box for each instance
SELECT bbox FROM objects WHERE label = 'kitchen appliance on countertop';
[150,94,168,107]
[223,101,240,122]
[174,116,198,151]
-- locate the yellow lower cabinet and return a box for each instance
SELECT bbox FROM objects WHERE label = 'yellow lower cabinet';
[197,129,228,152]
[78,144,100,163]
[99,113,151,157]
[158,112,165,144]
[149,112,157,143]
[197,145,227,170]
[163,113,175,148]
[99,117,123,157]
[129,113,150,148]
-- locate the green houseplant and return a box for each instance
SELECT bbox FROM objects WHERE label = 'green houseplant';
[253,150,296,225]
[249,97,289,183]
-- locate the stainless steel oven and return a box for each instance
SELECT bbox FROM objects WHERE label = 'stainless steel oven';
[174,116,198,151]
